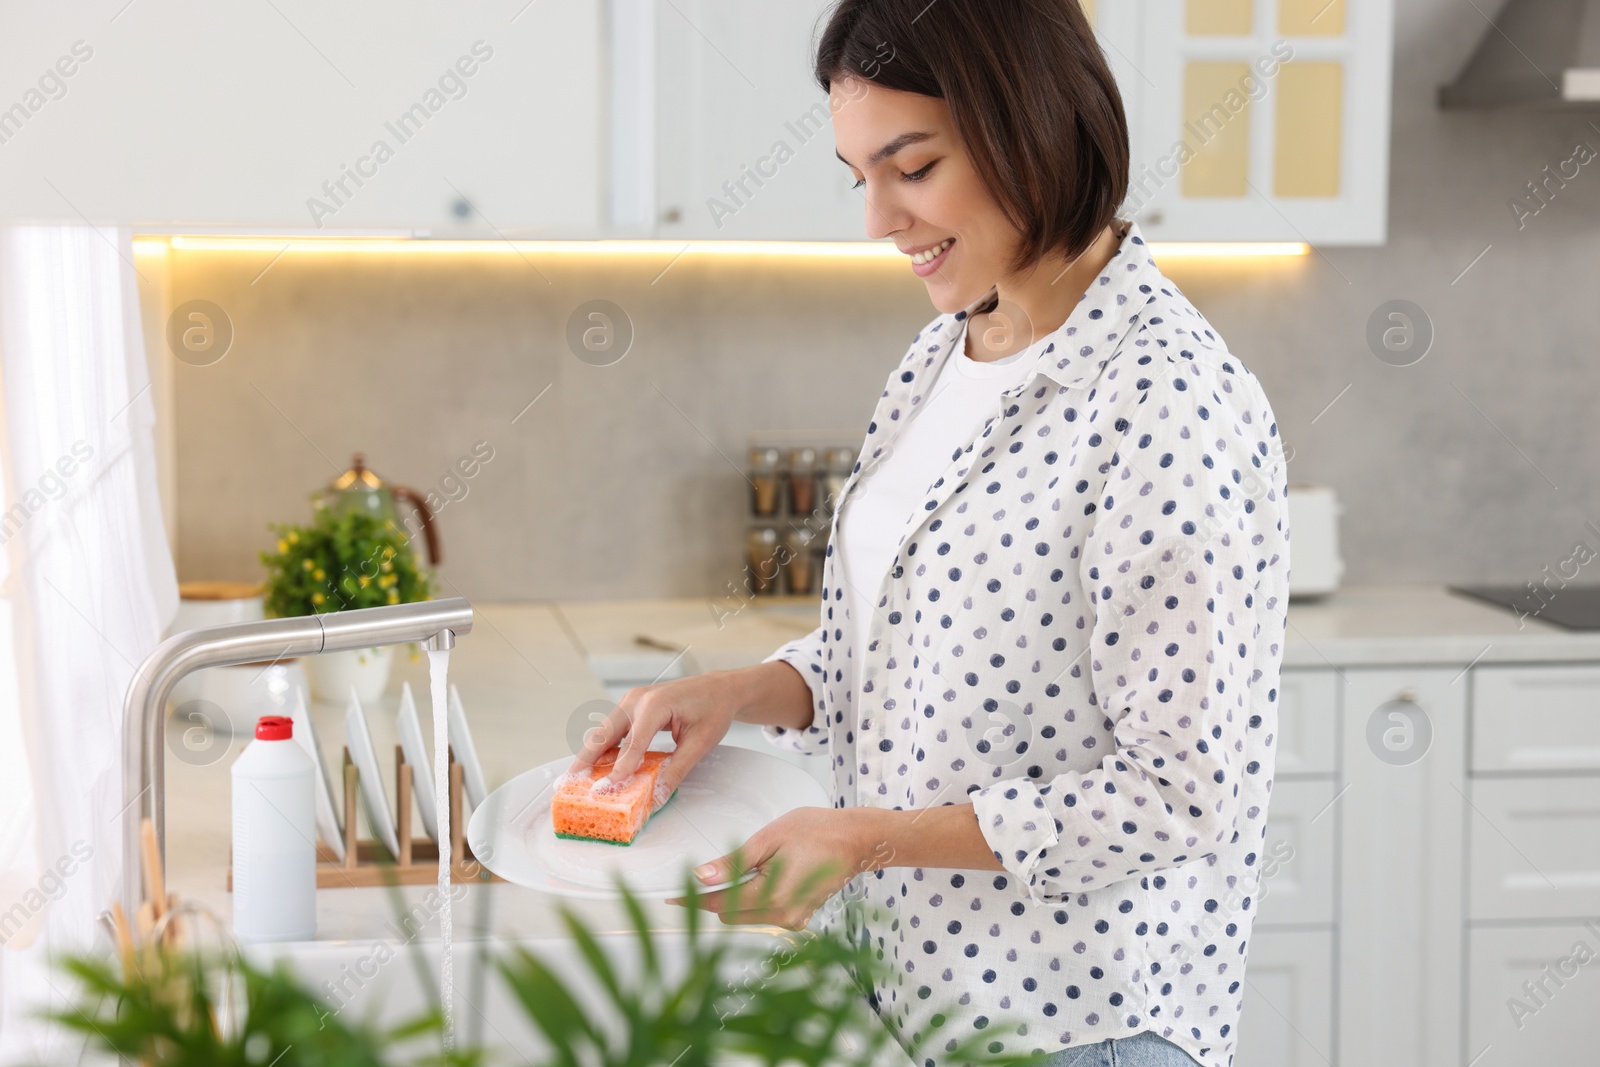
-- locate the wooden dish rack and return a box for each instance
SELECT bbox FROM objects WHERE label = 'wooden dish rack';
[228,744,501,889]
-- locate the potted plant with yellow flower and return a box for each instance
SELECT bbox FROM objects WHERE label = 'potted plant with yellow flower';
[259,507,433,703]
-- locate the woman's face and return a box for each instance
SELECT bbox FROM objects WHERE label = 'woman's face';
[829,75,1020,314]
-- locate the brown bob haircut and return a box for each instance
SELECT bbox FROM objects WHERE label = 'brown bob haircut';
[814,0,1129,277]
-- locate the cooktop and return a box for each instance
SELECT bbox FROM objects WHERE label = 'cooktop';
[1449,583,1600,631]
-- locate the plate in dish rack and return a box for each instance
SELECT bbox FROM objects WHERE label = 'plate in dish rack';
[466,743,829,898]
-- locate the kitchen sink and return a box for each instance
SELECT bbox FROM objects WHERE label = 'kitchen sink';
[245,925,909,1065]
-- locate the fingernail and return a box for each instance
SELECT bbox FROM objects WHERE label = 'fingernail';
[693,863,716,880]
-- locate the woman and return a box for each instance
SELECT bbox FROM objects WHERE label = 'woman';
[570,2,1291,1065]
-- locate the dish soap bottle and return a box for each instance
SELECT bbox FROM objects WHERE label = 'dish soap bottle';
[231,714,316,942]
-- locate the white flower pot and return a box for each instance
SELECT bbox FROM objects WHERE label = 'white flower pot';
[304,645,395,705]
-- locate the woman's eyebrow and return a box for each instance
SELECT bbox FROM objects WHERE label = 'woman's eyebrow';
[835,131,936,168]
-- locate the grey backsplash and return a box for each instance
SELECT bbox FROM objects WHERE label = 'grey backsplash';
[159,0,1600,604]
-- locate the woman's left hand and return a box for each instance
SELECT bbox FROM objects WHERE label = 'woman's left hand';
[665,807,886,930]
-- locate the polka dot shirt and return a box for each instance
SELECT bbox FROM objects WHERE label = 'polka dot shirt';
[761,220,1292,1067]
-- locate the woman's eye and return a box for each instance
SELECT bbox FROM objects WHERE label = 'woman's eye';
[852,160,935,190]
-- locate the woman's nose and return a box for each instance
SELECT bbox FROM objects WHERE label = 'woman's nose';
[861,186,910,241]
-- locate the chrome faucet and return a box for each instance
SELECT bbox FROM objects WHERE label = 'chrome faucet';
[119,597,473,918]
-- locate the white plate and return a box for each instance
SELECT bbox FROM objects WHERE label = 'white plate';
[395,683,438,843]
[467,744,828,899]
[344,687,401,859]
[448,683,488,809]
[290,684,345,861]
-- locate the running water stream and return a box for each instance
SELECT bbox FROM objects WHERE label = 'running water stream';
[427,647,454,1050]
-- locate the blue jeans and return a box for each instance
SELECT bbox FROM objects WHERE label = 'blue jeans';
[1033,1030,1202,1067]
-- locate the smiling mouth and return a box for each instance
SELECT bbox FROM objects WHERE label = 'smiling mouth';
[909,238,954,276]
[909,238,954,265]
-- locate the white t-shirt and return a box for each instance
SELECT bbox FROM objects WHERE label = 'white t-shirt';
[836,318,1044,701]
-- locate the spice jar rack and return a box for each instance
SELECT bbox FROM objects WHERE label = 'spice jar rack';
[742,441,857,598]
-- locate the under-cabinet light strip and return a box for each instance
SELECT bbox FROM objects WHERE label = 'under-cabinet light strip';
[140,236,1310,259]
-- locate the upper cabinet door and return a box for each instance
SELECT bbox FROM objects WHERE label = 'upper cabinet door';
[650,0,1152,243]
[1129,0,1393,244]
[0,2,606,233]
[1082,0,1146,178]
[653,0,864,241]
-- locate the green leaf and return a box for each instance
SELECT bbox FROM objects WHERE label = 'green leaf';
[556,900,643,1044]
[617,877,661,983]
[496,947,599,1067]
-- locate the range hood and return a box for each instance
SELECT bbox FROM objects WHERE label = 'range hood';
[1439,0,1600,109]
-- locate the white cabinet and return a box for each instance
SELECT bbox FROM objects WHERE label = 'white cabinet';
[0,1,606,232]
[645,1,1146,242]
[652,0,862,240]
[1254,778,1337,927]
[1233,928,1335,1067]
[1124,0,1393,244]
[1467,777,1600,921]
[647,0,1395,244]
[1471,665,1600,773]
[1245,670,1339,1067]
[1466,925,1600,1067]
[648,0,1396,243]
[1255,668,1339,930]
[1276,667,1340,777]
[1459,666,1600,1067]
[1337,667,1466,1067]
[1082,1,1145,166]
[6,1,1393,240]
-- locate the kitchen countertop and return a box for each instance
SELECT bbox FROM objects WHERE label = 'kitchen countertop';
[1277,583,1600,666]
[165,583,1598,939]
[557,583,1600,673]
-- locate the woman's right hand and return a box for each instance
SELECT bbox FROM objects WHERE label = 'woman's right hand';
[566,670,742,809]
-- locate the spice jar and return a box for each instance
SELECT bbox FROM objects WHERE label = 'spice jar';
[747,525,781,595]
[788,446,819,517]
[822,446,856,513]
[749,446,783,517]
[784,526,819,595]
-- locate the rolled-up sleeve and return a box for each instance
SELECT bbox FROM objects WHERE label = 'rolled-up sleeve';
[971,372,1287,904]
[759,624,831,755]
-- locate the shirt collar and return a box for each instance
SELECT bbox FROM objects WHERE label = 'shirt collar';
[952,218,1161,392]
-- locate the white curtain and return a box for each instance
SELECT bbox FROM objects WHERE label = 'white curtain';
[0,225,178,1063]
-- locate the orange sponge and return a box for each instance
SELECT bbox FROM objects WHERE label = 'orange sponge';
[551,750,674,845]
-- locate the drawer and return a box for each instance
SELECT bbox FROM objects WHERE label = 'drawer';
[1232,928,1334,1067]
[1255,779,1338,927]
[1472,665,1600,773]
[1275,667,1338,776]
[1467,924,1600,1066]
[1469,777,1600,920]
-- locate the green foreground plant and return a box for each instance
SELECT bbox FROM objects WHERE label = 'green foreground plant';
[46,856,1048,1066]
[46,946,450,1067]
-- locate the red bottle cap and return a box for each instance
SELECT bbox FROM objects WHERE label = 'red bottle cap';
[255,715,294,741]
